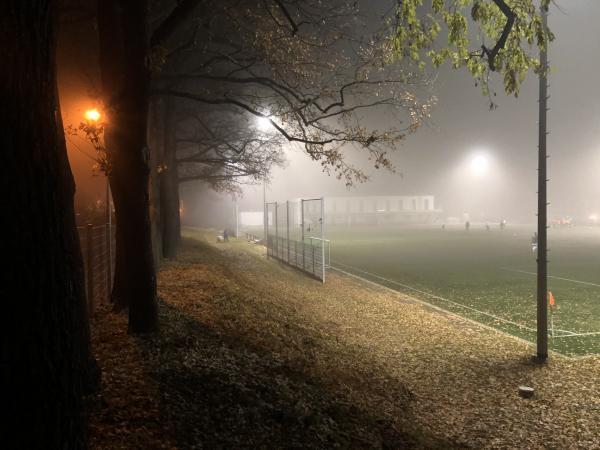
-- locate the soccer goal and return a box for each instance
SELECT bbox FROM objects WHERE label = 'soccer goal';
[265,197,328,282]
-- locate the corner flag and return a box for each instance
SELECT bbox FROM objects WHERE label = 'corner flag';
[548,291,555,308]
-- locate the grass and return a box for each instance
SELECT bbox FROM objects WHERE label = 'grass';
[326,224,600,356]
[88,229,600,448]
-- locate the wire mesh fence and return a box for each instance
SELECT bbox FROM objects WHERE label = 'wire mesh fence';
[265,198,329,282]
[77,223,115,318]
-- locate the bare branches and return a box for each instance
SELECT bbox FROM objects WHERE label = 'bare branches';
[171,105,285,192]
[151,0,433,186]
[150,0,204,49]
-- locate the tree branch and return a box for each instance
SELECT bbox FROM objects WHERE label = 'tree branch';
[272,0,299,35]
[150,0,204,49]
[481,0,516,71]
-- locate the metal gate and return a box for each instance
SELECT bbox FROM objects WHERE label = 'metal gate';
[265,198,329,282]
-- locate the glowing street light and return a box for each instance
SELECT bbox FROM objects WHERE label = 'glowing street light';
[84,108,101,122]
[256,116,272,132]
[83,107,112,289]
[470,154,490,176]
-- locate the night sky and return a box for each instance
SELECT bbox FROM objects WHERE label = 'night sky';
[224,0,600,222]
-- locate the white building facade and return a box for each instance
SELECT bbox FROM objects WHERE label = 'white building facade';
[323,195,440,225]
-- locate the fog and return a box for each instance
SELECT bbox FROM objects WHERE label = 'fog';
[181,1,600,230]
[58,1,600,229]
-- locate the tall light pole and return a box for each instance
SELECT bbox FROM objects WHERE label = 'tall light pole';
[234,198,239,238]
[263,181,267,242]
[536,4,549,361]
[85,108,112,292]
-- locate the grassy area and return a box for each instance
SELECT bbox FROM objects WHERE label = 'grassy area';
[88,229,599,448]
[327,224,600,356]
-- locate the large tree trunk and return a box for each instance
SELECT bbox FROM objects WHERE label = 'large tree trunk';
[161,101,181,259]
[98,0,158,332]
[1,1,98,447]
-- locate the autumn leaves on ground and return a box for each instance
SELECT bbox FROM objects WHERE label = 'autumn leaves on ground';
[88,229,599,449]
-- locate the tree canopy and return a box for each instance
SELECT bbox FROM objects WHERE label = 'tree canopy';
[392,0,553,102]
[151,0,435,186]
[174,104,286,192]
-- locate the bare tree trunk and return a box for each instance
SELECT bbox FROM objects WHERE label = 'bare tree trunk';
[1,1,98,446]
[98,0,158,332]
[161,100,181,258]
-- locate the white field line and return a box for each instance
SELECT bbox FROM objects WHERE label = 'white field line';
[500,267,600,338]
[329,265,600,360]
[332,261,538,333]
[499,267,600,288]
[332,262,600,340]
[328,265,555,356]
[551,331,600,338]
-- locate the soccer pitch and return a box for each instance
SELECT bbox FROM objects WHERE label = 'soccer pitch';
[328,224,600,356]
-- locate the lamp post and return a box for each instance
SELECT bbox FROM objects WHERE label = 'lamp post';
[84,109,110,224]
[84,108,112,293]
[536,4,550,361]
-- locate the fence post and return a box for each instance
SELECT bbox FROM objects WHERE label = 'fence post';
[301,199,305,270]
[86,224,94,318]
[312,238,315,275]
[105,177,112,301]
[321,196,325,283]
[286,200,290,263]
[265,204,269,257]
[106,221,112,300]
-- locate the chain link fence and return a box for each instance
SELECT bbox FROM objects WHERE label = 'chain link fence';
[77,223,115,318]
[265,198,329,282]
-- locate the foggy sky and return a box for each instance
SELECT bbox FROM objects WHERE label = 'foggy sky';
[211,0,600,224]
[56,1,600,225]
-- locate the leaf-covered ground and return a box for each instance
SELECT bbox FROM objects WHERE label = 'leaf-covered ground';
[87,229,599,449]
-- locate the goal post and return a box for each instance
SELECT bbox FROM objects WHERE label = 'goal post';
[264,197,327,282]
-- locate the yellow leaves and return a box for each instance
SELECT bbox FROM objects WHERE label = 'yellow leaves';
[88,232,600,449]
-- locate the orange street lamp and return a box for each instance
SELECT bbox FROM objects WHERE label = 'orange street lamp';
[84,107,112,290]
[84,108,101,122]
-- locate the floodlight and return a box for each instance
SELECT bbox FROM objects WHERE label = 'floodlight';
[470,155,489,176]
[256,116,272,132]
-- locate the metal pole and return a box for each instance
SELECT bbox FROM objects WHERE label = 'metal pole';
[86,223,94,318]
[312,239,315,275]
[321,197,325,283]
[263,182,267,244]
[235,200,239,238]
[536,4,549,361]
[105,177,112,298]
[275,202,279,259]
[286,200,290,263]
[301,199,305,270]
[265,204,269,257]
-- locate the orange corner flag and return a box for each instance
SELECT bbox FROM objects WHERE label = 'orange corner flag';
[548,291,555,307]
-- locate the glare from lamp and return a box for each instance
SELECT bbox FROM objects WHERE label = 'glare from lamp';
[84,108,101,122]
[256,116,272,132]
[470,154,490,176]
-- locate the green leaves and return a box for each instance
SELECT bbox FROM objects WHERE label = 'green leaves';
[392,0,553,100]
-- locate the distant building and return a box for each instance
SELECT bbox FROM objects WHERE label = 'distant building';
[240,211,264,227]
[242,195,441,228]
[322,195,440,225]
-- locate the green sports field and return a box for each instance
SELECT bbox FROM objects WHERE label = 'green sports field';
[327,224,600,356]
